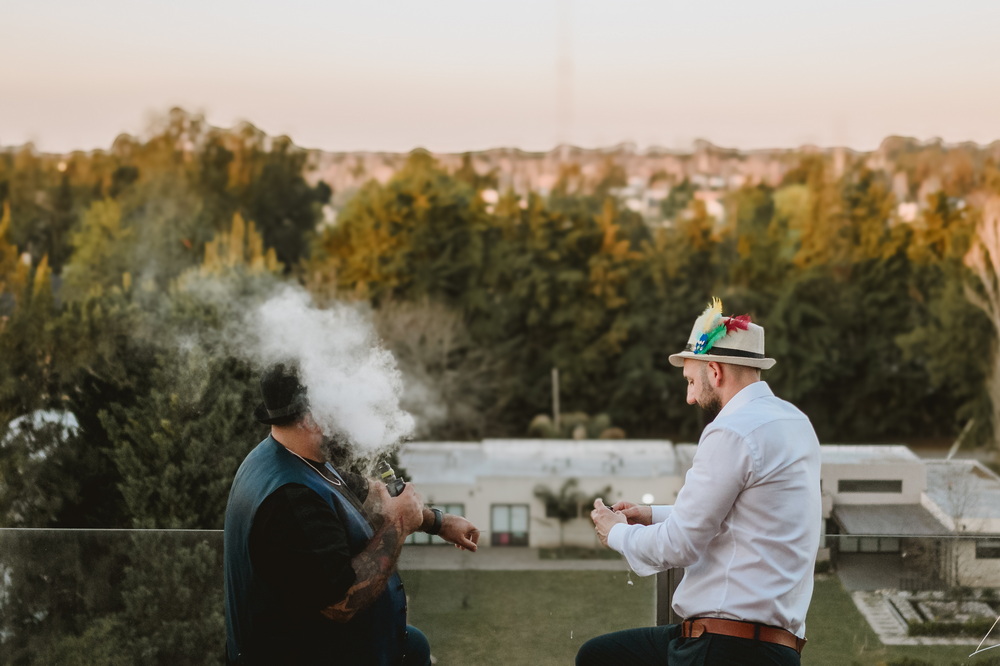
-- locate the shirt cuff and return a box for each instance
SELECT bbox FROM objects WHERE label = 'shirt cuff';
[650,505,673,523]
[607,522,630,552]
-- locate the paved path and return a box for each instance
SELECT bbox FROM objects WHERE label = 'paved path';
[849,590,987,646]
[399,545,630,571]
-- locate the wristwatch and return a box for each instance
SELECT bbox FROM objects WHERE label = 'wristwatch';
[427,508,443,535]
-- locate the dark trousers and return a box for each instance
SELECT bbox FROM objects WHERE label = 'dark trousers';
[402,625,431,666]
[576,624,801,666]
[225,625,431,666]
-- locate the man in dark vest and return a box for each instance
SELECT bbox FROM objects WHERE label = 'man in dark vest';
[225,363,480,665]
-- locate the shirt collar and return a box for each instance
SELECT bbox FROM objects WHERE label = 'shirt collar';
[717,380,774,419]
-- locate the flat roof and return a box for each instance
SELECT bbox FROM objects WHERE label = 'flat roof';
[821,445,921,465]
[925,460,1000,520]
[399,439,677,484]
[833,504,950,536]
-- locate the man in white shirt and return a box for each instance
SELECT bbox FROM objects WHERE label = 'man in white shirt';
[579,299,821,665]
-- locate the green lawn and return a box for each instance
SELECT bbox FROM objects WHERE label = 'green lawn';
[400,570,999,665]
[402,570,655,665]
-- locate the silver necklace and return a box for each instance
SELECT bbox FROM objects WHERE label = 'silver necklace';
[285,447,342,487]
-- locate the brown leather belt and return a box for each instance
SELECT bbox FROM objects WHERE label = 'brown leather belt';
[680,617,806,654]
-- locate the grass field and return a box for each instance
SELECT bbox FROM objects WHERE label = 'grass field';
[401,570,1000,665]
[403,570,655,664]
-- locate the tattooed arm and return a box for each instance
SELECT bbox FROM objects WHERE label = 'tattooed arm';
[354,475,480,551]
[320,482,422,622]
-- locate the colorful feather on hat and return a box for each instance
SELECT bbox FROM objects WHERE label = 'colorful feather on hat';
[724,314,751,334]
[700,298,723,332]
[692,298,752,355]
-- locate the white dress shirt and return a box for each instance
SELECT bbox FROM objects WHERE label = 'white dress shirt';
[607,381,821,637]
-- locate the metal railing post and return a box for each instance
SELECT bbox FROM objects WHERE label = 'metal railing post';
[655,568,684,626]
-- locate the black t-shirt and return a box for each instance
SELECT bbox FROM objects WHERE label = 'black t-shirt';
[248,465,370,612]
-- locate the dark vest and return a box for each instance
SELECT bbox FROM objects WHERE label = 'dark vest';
[224,436,407,665]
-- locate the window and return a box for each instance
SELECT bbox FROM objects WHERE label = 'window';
[836,535,900,553]
[837,479,903,493]
[975,539,1000,559]
[491,504,529,546]
[406,503,465,545]
[859,537,880,553]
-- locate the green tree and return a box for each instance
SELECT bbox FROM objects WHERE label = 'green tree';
[102,348,259,529]
[241,136,330,269]
[317,150,489,307]
[660,179,696,220]
[453,152,498,190]
[962,196,1000,452]
[60,198,133,302]
[532,478,612,555]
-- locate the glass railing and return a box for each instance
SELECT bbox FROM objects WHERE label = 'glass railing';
[0,529,997,665]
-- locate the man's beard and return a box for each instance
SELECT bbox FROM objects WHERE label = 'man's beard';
[320,433,352,466]
[699,393,723,422]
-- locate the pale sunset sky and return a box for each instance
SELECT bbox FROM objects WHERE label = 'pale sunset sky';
[3,0,999,154]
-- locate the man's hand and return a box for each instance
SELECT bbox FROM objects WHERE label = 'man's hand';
[320,483,418,624]
[590,498,627,548]
[438,514,480,552]
[381,483,424,535]
[613,501,653,526]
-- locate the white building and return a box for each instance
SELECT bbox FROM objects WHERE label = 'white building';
[400,439,680,548]
[924,459,1000,587]
[400,440,1000,588]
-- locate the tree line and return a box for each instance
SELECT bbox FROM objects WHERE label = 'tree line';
[3,110,1000,532]
[3,108,1000,663]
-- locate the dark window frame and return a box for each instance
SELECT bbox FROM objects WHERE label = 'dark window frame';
[975,539,1000,559]
[837,479,903,493]
[491,503,530,547]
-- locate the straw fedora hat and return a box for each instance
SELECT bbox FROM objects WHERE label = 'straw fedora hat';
[668,298,776,370]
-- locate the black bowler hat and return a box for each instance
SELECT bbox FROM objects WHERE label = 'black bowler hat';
[253,363,310,425]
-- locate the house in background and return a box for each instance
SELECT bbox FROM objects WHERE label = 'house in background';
[400,440,1000,588]
[818,446,951,589]
[400,439,680,548]
[821,446,947,551]
[923,459,1000,587]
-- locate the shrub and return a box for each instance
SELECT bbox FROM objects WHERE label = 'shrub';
[907,617,998,637]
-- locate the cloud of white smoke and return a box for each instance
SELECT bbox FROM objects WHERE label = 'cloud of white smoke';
[244,286,415,455]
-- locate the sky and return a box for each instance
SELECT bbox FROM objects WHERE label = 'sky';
[3,0,1000,155]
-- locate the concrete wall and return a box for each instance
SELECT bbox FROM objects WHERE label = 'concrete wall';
[414,474,684,548]
[952,540,1000,588]
[821,461,925,505]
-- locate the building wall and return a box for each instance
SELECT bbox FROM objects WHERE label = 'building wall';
[414,474,683,548]
[406,440,998,580]
[821,462,925,505]
[952,540,1000,588]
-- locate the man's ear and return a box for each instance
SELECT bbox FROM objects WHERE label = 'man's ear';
[299,413,319,432]
[706,361,724,388]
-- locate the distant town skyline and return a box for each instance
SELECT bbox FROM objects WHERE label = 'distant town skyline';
[3,0,1000,155]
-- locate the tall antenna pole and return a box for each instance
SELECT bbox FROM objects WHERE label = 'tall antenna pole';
[556,0,573,161]
[552,367,561,432]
